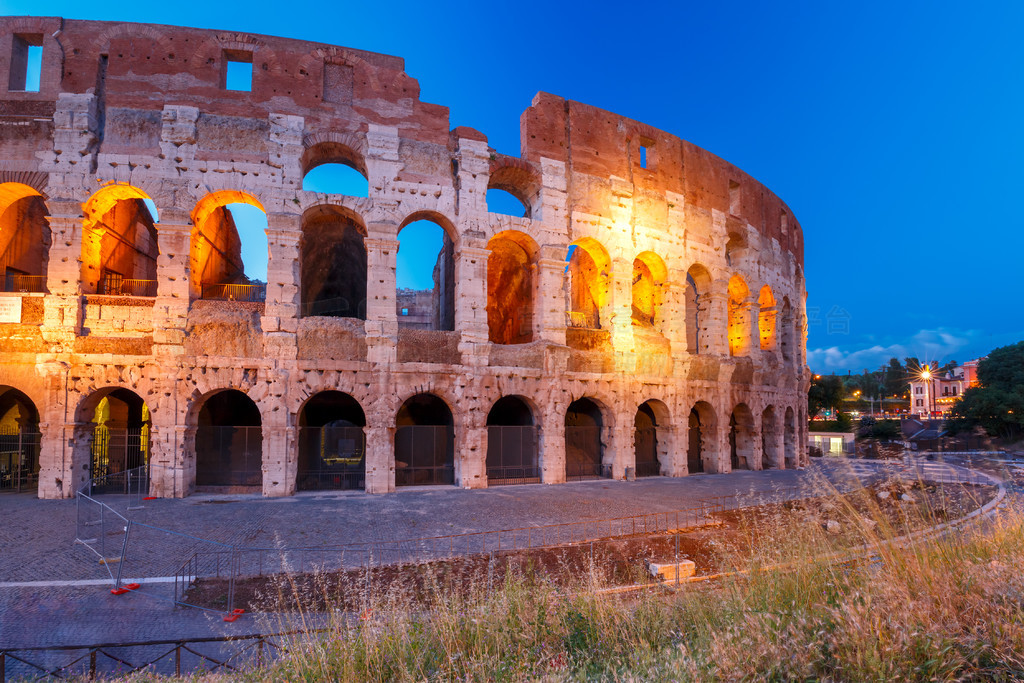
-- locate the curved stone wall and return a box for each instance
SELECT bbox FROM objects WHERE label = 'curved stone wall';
[0,18,809,499]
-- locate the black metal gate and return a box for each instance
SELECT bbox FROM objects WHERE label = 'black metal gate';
[394,425,454,486]
[297,425,365,491]
[634,427,660,477]
[486,426,539,485]
[0,427,40,493]
[90,427,149,493]
[565,426,609,481]
[195,426,262,488]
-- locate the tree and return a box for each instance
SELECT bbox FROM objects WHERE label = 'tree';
[883,357,907,397]
[947,341,1024,440]
[808,374,844,418]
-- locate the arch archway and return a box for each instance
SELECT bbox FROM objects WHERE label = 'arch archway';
[194,390,262,489]
[0,183,50,293]
[728,275,751,357]
[297,391,366,491]
[76,388,151,491]
[300,205,367,319]
[397,216,455,331]
[395,393,454,486]
[487,231,538,344]
[486,395,539,485]
[190,191,268,302]
[685,264,712,354]
[0,385,40,492]
[565,398,608,480]
[730,403,755,470]
[634,400,669,477]
[632,251,667,329]
[758,285,777,353]
[688,401,716,474]
[761,405,780,469]
[301,141,368,198]
[82,185,158,296]
[565,238,611,331]
[784,406,797,468]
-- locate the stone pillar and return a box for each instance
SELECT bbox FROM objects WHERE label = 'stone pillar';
[152,211,191,350]
[263,214,301,360]
[262,422,294,497]
[364,232,398,364]
[364,425,394,494]
[149,423,190,498]
[704,289,730,356]
[540,409,566,485]
[610,421,631,480]
[36,420,75,499]
[749,411,764,471]
[609,256,634,371]
[366,124,402,195]
[455,413,487,489]
[662,274,688,363]
[743,295,761,362]
[41,203,84,349]
[536,246,568,344]
[455,242,490,363]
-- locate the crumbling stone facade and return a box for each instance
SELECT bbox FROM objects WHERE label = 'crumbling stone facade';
[0,17,809,499]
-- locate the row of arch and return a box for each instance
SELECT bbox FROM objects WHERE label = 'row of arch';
[0,382,804,496]
[1,181,801,357]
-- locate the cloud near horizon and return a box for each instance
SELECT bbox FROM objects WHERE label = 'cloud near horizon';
[806,328,1022,373]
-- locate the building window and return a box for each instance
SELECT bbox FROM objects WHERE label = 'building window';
[915,386,923,394]
[224,50,253,91]
[401,308,409,316]
[9,34,43,92]
[953,386,958,396]
[916,399,923,407]
[639,145,648,169]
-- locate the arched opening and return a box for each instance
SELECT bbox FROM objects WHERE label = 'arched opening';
[395,393,454,486]
[780,297,795,363]
[83,389,151,492]
[685,264,712,354]
[0,386,40,492]
[0,183,50,293]
[688,401,716,474]
[784,406,797,469]
[487,162,539,219]
[634,401,663,477]
[565,238,610,330]
[190,192,268,302]
[195,390,262,489]
[631,252,667,328]
[396,218,455,331]
[565,398,607,480]
[81,185,158,296]
[728,274,751,357]
[725,231,747,268]
[729,403,754,471]
[486,231,537,344]
[486,188,528,218]
[297,391,366,491]
[758,285,777,353]
[761,405,779,469]
[301,141,368,198]
[486,395,538,485]
[300,205,367,318]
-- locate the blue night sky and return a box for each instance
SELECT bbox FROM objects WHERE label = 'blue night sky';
[6,0,1022,373]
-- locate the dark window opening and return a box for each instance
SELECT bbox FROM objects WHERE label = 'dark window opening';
[0,386,41,492]
[397,220,455,331]
[395,394,454,486]
[565,398,609,481]
[224,50,253,91]
[687,408,704,474]
[195,390,262,489]
[486,396,538,485]
[300,208,366,319]
[9,34,42,92]
[639,145,648,169]
[634,402,660,477]
[297,391,366,491]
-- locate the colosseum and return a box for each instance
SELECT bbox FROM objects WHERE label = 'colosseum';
[0,17,809,500]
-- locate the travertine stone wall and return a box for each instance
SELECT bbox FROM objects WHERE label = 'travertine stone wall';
[0,18,809,500]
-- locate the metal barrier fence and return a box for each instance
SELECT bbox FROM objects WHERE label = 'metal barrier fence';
[395,425,454,486]
[0,631,307,681]
[486,425,539,485]
[1,273,46,293]
[195,425,262,487]
[0,428,40,492]
[99,277,157,297]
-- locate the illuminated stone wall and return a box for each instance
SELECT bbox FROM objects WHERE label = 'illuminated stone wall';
[0,17,809,499]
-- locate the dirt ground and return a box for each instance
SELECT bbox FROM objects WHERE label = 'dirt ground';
[185,480,997,613]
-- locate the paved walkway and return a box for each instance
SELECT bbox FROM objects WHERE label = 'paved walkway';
[0,455,1008,678]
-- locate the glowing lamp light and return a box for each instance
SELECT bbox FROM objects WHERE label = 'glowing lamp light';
[921,369,931,380]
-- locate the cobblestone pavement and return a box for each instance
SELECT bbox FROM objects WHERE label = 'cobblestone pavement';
[0,455,1006,677]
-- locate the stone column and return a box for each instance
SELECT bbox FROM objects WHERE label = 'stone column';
[610,421,631,480]
[149,423,190,498]
[364,232,398,364]
[704,289,730,356]
[454,242,490,363]
[609,256,634,371]
[263,214,301,360]
[662,274,687,362]
[536,246,568,344]
[36,420,77,499]
[364,424,394,494]
[743,295,761,362]
[152,210,191,351]
[455,411,487,489]
[261,421,294,497]
[540,409,566,484]
[749,411,764,471]
[41,202,84,350]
